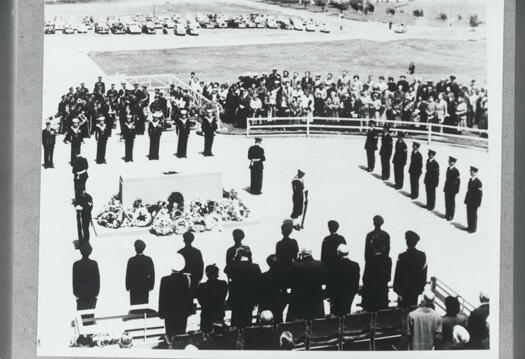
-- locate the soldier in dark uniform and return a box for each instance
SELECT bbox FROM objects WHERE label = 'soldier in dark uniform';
[408,142,423,199]
[321,220,347,272]
[72,243,100,319]
[107,83,118,99]
[94,116,109,164]
[42,118,56,168]
[443,156,461,220]
[122,115,136,162]
[125,240,155,305]
[275,221,299,272]
[72,153,89,200]
[464,166,483,233]
[202,109,217,156]
[364,121,378,172]
[148,113,162,160]
[248,137,265,195]
[392,132,408,189]
[424,149,440,210]
[364,215,390,261]
[175,110,191,158]
[290,169,307,230]
[93,76,105,95]
[64,118,83,164]
[257,254,287,323]
[75,189,93,245]
[379,125,393,180]
[361,239,391,312]
[177,232,204,294]
[136,85,150,135]
[196,264,228,333]
[327,244,360,316]
[158,254,194,337]
[393,231,427,308]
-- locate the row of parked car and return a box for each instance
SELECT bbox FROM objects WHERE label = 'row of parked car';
[44,13,332,35]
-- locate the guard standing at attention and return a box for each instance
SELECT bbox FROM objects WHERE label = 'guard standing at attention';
[72,152,89,200]
[408,142,423,199]
[176,110,191,158]
[248,137,265,195]
[392,132,408,189]
[379,125,393,180]
[42,118,56,168]
[464,166,483,233]
[148,113,162,160]
[364,121,378,172]
[94,116,109,164]
[202,109,218,156]
[122,114,136,162]
[443,156,460,220]
[424,149,440,210]
[64,118,83,164]
[75,189,93,245]
[290,170,308,230]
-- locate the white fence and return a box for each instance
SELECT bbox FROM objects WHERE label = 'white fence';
[246,117,489,149]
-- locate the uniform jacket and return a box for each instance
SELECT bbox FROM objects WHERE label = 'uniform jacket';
[467,303,490,348]
[148,122,162,138]
[275,237,299,269]
[72,156,89,175]
[158,272,193,318]
[409,150,423,175]
[125,254,155,293]
[248,145,265,169]
[122,122,136,141]
[464,177,483,208]
[178,245,204,285]
[365,229,391,261]
[202,116,218,135]
[42,128,56,147]
[379,133,393,157]
[73,258,100,299]
[393,248,428,296]
[392,140,408,165]
[424,159,440,187]
[287,257,327,307]
[94,124,109,143]
[196,278,228,315]
[227,261,262,306]
[327,258,360,301]
[443,166,460,194]
[364,129,378,151]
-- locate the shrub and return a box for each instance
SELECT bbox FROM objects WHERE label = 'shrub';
[469,14,481,28]
[412,9,424,17]
[332,0,350,13]
[437,12,448,21]
[386,7,395,15]
[314,0,329,12]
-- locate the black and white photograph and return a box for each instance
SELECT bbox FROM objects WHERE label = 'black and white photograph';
[37,0,503,356]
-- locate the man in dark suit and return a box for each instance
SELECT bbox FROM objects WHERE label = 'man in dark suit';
[321,220,347,272]
[125,240,155,305]
[379,125,393,180]
[393,231,428,308]
[409,142,423,199]
[424,150,440,210]
[364,215,390,261]
[392,132,408,189]
[202,109,218,156]
[73,243,100,320]
[42,118,56,168]
[467,292,490,349]
[177,232,204,294]
[327,244,360,316]
[464,166,483,233]
[275,221,299,272]
[158,254,193,337]
[196,264,228,333]
[75,190,92,245]
[248,137,265,195]
[72,153,89,200]
[443,156,461,220]
[224,229,252,277]
[364,121,378,172]
[257,254,287,323]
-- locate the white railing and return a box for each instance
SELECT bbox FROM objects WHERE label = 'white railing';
[246,116,489,149]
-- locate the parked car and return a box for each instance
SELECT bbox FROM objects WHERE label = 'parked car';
[187,22,200,35]
[292,19,304,31]
[76,23,88,33]
[319,23,330,33]
[393,23,407,33]
[174,23,187,35]
[63,23,76,34]
[127,22,142,34]
[305,21,316,32]
[111,22,126,34]
[143,21,156,34]
[44,23,55,34]
[266,17,278,29]
[95,22,109,34]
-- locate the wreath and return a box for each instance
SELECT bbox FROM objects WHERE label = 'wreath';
[131,206,153,227]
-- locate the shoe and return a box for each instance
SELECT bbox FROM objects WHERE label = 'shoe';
[293,224,301,231]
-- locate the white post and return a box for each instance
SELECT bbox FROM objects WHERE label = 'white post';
[306,116,310,137]
[246,118,250,138]
[427,123,432,145]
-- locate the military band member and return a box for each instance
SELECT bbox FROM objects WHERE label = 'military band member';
[202,109,217,156]
[290,170,308,230]
[148,113,162,160]
[248,137,265,195]
[94,116,109,164]
[443,156,461,220]
[364,121,378,172]
[392,132,408,189]
[42,118,56,168]
[424,150,439,210]
[176,110,191,158]
[408,142,423,199]
[122,115,136,162]
[464,167,483,233]
[64,118,84,164]
[379,125,393,180]
[75,189,93,245]
[107,83,118,99]
[72,153,89,200]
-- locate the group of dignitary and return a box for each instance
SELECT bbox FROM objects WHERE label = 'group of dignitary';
[364,121,483,233]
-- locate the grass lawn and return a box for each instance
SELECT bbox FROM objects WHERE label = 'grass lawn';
[89,38,486,84]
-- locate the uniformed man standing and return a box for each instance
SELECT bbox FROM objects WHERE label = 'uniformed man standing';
[379,125,393,180]
[392,132,408,189]
[175,110,191,158]
[248,137,265,195]
[42,118,56,168]
[75,189,93,245]
[364,215,390,261]
[202,109,218,156]
[94,116,109,164]
[72,153,89,200]
[64,118,83,164]
[290,170,307,230]
[93,76,106,95]
[177,232,204,295]
[122,115,136,162]
[125,240,155,305]
[424,150,440,210]
[443,156,461,220]
[464,166,483,233]
[408,142,423,199]
[148,113,162,160]
[72,243,100,317]
[364,121,378,172]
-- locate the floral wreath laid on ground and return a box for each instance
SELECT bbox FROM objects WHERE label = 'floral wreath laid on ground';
[96,189,250,236]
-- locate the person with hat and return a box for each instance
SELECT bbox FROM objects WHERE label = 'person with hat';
[72,243,100,321]
[321,220,347,272]
[74,189,93,245]
[118,332,133,349]
[364,121,378,172]
[107,83,118,99]
[148,112,163,160]
[424,149,440,210]
[201,108,218,156]
[466,291,490,349]
[94,116,109,164]
[408,142,423,199]
[122,114,136,162]
[196,264,228,333]
[93,76,105,95]
[435,296,468,350]
[464,166,483,233]
[361,234,392,312]
[64,117,84,164]
[248,137,265,195]
[257,254,287,324]
[393,231,428,308]
[379,125,393,180]
[158,254,194,337]
[275,221,299,272]
[42,118,56,168]
[406,290,443,350]
[443,156,461,220]
[125,239,155,305]
[290,170,308,230]
[71,152,89,200]
[175,110,191,158]
[392,132,408,189]
[177,232,204,294]
[364,215,391,261]
[326,244,360,316]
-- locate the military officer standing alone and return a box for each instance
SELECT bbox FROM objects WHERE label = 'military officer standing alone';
[72,153,89,200]
[122,115,136,162]
[290,170,307,230]
[443,156,460,220]
[72,243,100,317]
[424,150,440,210]
[125,240,155,305]
[464,167,483,233]
[94,116,109,164]
[202,109,218,156]
[364,121,378,172]
[408,142,423,199]
[248,137,265,195]
[176,110,191,158]
[379,125,393,180]
[42,118,56,168]
[75,189,93,246]
[148,113,162,160]
[392,132,408,189]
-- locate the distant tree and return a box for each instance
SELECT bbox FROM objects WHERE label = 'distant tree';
[315,0,329,12]
[349,0,362,12]
[469,14,481,30]
[412,9,424,17]
[386,7,395,15]
[437,12,448,21]
[363,3,374,14]
[458,14,463,21]
[332,0,351,13]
